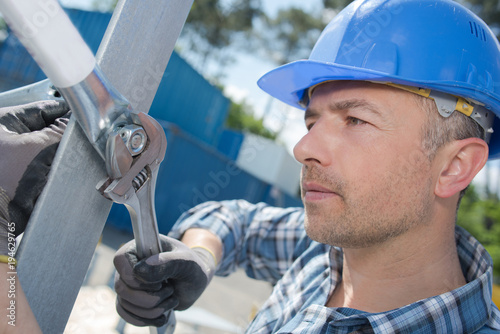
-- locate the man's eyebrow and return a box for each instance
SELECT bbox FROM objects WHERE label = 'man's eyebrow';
[304,108,317,121]
[304,99,383,121]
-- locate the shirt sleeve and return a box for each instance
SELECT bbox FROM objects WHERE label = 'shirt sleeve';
[168,200,310,285]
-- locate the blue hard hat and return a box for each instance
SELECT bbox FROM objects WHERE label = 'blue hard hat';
[257,0,500,159]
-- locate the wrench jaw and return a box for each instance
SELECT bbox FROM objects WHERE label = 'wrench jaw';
[104,166,163,259]
[97,112,166,258]
[105,133,134,179]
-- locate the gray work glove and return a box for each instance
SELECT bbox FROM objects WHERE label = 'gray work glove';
[113,235,217,327]
[0,100,69,255]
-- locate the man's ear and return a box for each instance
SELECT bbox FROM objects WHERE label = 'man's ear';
[435,138,489,198]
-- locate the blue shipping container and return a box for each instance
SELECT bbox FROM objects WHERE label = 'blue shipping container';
[217,128,245,160]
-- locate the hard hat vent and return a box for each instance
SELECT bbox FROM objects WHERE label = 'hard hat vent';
[469,21,487,42]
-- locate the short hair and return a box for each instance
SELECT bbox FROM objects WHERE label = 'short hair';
[414,94,485,204]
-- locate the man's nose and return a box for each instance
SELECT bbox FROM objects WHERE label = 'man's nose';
[293,120,334,167]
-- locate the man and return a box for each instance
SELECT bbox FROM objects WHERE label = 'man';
[0,0,498,333]
[113,0,500,332]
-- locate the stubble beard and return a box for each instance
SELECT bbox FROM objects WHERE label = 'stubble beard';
[302,166,433,249]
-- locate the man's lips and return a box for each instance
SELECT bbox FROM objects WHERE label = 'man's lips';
[302,182,339,201]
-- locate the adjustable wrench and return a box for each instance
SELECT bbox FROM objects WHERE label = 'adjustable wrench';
[96,109,177,334]
[97,112,166,259]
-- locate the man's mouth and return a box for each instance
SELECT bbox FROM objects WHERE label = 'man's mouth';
[302,181,339,201]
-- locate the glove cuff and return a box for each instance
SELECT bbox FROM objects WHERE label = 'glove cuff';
[190,246,217,283]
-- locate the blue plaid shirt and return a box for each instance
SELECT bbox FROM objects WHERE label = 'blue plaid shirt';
[169,200,500,333]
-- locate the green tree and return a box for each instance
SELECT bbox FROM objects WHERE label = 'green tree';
[457,185,500,280]
[179,0,263,77]
[226,100,276,140]
[250,1,354,66]
[0,16,6,45]
[253,7,325,65]
[249,6,328,135]
[91,0,118,12]
[322,0,353,8]
[91,0,263,77]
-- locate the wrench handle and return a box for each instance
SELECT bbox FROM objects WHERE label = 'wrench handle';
[122,167,177,333]
[124,167,163,258]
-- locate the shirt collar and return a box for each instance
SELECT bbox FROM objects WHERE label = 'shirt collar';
[370,226,498,333]
[330,226,499,333]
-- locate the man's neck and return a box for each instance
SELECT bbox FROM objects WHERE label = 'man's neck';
[326,218,466,312]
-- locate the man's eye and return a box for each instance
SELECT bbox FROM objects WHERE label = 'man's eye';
[347,117,367,126]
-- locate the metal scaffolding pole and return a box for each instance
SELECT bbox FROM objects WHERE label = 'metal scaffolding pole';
[13,1,193,332]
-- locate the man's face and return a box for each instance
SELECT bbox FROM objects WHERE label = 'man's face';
[293,81,436,248]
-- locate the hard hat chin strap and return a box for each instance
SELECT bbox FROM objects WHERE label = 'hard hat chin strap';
[430,92,494,142]
[386,83,495,143]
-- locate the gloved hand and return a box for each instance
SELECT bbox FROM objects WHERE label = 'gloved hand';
[113,235,217,327]
[0,100,69,255]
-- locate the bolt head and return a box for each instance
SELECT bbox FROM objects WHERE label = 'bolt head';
[131,133,145,149]
[118,125,147,156]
